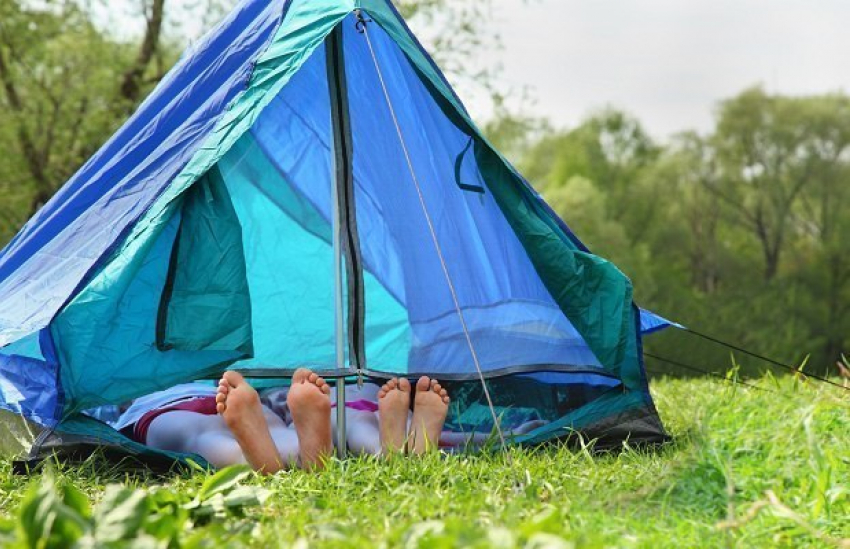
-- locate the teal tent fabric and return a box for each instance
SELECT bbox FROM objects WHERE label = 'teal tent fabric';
[159,166,253,355]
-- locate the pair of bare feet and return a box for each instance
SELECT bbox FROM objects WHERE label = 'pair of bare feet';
[377,375,450,455]
[215,368,449,474]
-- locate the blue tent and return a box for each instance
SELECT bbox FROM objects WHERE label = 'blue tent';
[0,0,673,463]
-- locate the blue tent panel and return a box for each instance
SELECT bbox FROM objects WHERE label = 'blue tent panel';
[639,308,682,334]
[0,330,60,426]
[339,15,602,375]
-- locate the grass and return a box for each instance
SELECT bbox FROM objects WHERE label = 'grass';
[0,376,848,548]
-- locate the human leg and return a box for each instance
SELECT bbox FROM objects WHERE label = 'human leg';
[286,368,333,470]
[409,376,450,455]
[215,371,287,474]
[338,409,381,456]
[377,377,411,454]
[146,410,247,469]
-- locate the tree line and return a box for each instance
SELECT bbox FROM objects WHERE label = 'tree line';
[1,1,846,376]
[496,90,849,375]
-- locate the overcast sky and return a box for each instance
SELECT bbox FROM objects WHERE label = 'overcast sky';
[456,0,850,140]
[150,0,849,141]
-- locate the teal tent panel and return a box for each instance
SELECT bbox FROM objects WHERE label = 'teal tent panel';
[159,166,253,354]
[226,39,411,372]
[49,0,355,412]
[53,415,209,469]
[513,390,647,445]
[0,332,44,361]
[53,202,243,414]
[217,124,410,371]
[217,134,342,370]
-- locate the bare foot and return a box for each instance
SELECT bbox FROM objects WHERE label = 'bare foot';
[215,371,283,474]
[287,368,332,470]
[377,378,411,454]
[409,376,450,455]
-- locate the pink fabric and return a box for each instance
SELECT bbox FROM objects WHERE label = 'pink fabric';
[331,399,379,413]
[131,396,218,444]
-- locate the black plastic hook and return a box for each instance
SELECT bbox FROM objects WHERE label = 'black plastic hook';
[354,9,372,34]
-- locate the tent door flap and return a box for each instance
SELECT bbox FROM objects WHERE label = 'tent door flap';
[156,166,253,355]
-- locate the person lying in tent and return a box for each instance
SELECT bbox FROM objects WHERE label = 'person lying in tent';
[112,368,451,473]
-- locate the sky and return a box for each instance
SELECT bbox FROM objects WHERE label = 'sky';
[109,0,850,141]
[466,0,850,139]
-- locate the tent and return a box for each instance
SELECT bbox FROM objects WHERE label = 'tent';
[0,0,674,466]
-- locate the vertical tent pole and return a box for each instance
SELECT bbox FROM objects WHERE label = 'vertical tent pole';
[332,175,347,458]
[332,152,347,458]
[327,22,364,459]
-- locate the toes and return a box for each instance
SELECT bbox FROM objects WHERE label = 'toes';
[432,382,442,394]
[439,389,448,398]
[416,376,431,392]
[321,384,331,395]
[215,392,227,404]
[308,372,319,385]
[222,370,244,388]
[315,377,326,389]
[381,378,410,394]
[442,395,450,405]
[221,370,245,391]
[292,368,312,384]
[216,402,226,414]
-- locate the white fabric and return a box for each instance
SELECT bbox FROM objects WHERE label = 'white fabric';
[111,382,216,430]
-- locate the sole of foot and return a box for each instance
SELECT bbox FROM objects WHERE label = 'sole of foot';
[216,370,283,474]
[287,368,332,470]
[409,376,450,455]
[378,377,411,454]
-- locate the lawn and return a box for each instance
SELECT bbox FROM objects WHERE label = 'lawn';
[0,376,847,548]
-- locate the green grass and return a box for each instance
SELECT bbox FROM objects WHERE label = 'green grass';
[1,376,848,548]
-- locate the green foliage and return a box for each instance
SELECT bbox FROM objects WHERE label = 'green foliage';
[0,0,177,243]
[0,464,270,548]
[0,378,847,547]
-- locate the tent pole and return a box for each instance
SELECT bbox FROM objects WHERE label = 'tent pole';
[332,161,347,459]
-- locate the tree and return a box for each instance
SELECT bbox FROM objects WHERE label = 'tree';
[657,132,724,294]
[0,0,507,246]
[0,1,132,216]
[519,110,661,299]
[394,0,498,89]
[521,109,660,244]
[118,0,167,107]
[790,94,850,364]
[710,87,824,281]
[0,0,177,225]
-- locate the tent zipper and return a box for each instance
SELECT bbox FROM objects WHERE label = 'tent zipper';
[326,24,365,375]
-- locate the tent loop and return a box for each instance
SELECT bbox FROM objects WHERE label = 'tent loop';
[454,137,485,194]
[358,21,510,452]
[354,9,372,34]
